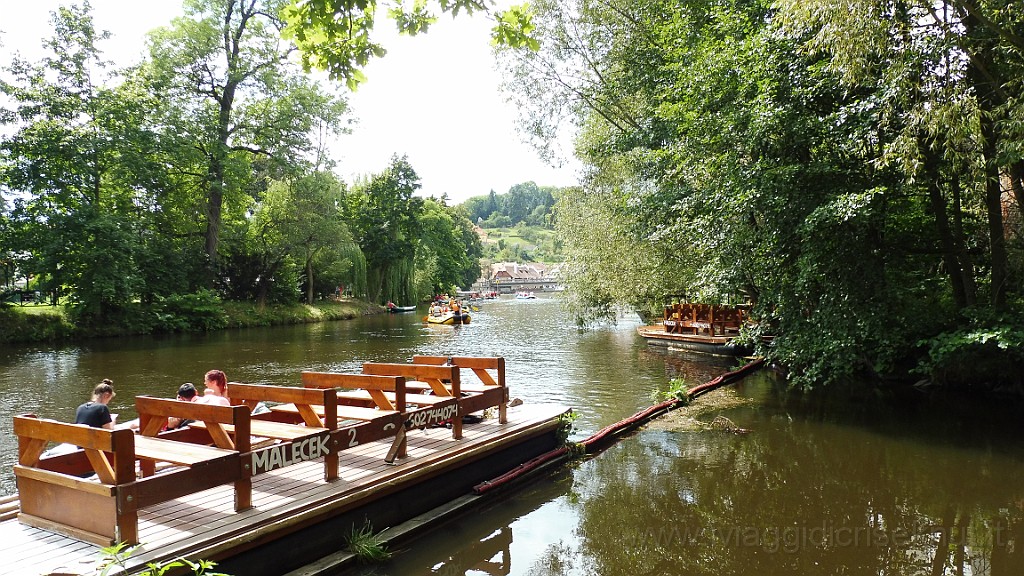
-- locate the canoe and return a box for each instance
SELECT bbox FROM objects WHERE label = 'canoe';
[387,305,417,313]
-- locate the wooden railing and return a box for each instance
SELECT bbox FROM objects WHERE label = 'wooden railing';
[11,356,514,546]
[663,303,746,336]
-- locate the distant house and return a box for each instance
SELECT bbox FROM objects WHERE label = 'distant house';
[484,262,561,294]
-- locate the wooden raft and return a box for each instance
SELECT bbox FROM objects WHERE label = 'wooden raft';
[0,403,565,576]
[8,356,516,553]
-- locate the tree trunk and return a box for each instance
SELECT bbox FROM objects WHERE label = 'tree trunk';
[965,13,1009,309]
[949,174,978,306]
[925,150,971,309]
[306,256,315,305]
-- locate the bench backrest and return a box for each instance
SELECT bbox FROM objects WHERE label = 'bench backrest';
[135,396,251,452]
[301,372,406,412]
[361,362,460,397]
[410,355,505,389]
[229,382,338,428]
[13,415,136,485]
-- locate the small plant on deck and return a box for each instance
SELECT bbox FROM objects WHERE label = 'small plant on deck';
[346,520,391,563]
[97,543,229,576]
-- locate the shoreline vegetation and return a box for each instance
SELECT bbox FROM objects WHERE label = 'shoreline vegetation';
[0,298,386,345]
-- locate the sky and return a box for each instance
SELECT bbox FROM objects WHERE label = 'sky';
[0,0,580,203]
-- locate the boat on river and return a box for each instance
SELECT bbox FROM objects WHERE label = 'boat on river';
[3,356,565,576]
[515,291,536,300]
[637,300,753,357]
[425,310,471,324]
[387,303,417,313]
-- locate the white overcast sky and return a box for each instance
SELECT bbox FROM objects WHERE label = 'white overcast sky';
[0,0,579,203]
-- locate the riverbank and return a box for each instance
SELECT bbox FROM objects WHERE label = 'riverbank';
[0,298,386,344]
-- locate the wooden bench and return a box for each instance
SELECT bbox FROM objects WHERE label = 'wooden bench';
[709,304,744,336]
[135,397,254,511]
[13,411,242,546]
[224,383,339,481]
[361,362,464,440]
[410,355,509,424]
[275,373,408,462]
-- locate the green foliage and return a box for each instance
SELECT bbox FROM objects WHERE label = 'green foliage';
[916,310,1024,393]
[415,198,483,294]
[555,410,579,444]
[501,0,1024,391]
[150,290,229,332]
[345,520,391,563]
[280,0,536,87]
[461,182,558,228]
[0,306,74,343]
[654,378,691,405]
[346,155,423,303]
[98,543,229,576]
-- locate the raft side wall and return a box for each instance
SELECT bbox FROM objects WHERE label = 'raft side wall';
[214,428,560,575]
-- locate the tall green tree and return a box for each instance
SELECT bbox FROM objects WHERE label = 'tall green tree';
[144,0,349,277]
[0,3,153,320]
[346,155,423,304]
[416,198,483,297]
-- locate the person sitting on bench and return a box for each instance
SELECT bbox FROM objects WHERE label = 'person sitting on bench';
[165,382,199,430]
[74,379,116,429]
[197,369,231,406]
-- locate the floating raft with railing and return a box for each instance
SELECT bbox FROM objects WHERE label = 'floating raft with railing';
[1,356,568,576]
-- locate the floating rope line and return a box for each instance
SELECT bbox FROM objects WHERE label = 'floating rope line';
[473,358,766,494]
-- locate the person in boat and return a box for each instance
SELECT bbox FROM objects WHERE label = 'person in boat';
[196,369,231,406]
[74,379,116,429]
[165,382,199,430]
[386,300,396,310]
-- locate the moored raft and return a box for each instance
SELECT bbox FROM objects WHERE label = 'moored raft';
[3,356,567,576]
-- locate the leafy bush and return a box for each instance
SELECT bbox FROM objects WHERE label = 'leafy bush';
[151,290,230,332]
[0,306,75,343]
[917,312,1024,393]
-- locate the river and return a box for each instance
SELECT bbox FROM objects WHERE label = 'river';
[2,296,1023,575]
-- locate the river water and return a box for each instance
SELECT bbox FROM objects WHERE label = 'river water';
[2,297,1023,575]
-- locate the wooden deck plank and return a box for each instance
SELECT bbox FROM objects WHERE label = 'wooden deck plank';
[1,404,566,574]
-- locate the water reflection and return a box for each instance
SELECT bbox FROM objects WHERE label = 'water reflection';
[350,375,1024,576]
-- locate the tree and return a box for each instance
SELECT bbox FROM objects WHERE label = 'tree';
[346,155,423,303]
[0,3,151,320]
[416,198,483,297]
[228,171,355,306]
[144,0,349,278]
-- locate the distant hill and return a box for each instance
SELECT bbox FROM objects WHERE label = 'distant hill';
[459,183,565,264]
[474,224,563,264]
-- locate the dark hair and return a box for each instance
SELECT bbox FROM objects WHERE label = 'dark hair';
[92,378,115,400]
[177,383,197,400]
